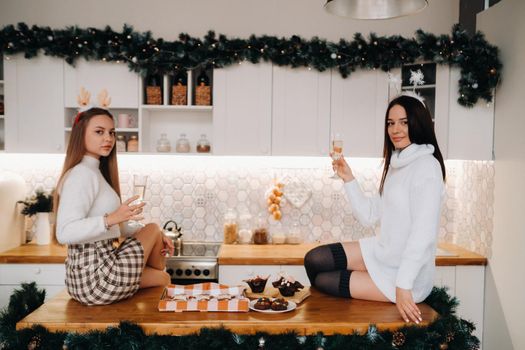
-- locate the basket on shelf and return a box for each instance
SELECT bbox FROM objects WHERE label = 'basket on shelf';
[195,85,211,106]
[146,86,162,105]
[171,85,187,105]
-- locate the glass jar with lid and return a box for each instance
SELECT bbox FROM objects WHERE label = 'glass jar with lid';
[253,213,269,245]
[116,135,126,152]
[271,220,286,244]
[223,209,238,244]
[238,212,253,244]
[156,133,171,152]
[287,222,303,244]
[196,134,211,153]
[175,133,191,153]
[127,135,139,152]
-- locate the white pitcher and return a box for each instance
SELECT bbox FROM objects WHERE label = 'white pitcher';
[34,212,51,245]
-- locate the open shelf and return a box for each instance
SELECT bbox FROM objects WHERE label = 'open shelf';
[140,105,212,111]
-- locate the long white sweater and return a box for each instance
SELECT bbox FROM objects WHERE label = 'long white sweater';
[56,155,138,245]
[344,143,444,303]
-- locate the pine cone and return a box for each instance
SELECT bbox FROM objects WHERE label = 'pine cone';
[445,331,455,343]
[392,331,405,347]
[27,335,42,350]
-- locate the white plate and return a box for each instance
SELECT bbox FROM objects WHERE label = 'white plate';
[249,299,297,314]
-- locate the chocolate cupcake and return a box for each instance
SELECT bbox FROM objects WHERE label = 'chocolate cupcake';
[272,276,304,297]
[244,275,269,293]
[254,297,272,310]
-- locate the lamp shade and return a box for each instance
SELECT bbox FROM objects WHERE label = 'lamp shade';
[324,0,429,19]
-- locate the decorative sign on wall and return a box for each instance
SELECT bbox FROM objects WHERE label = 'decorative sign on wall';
[0,23,501,107]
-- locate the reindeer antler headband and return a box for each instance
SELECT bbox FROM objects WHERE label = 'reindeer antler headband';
[73,87,112,126]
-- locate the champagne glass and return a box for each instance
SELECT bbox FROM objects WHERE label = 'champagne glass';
[330,134,343,179]
[129,174,148,229]
[132,174,148,204]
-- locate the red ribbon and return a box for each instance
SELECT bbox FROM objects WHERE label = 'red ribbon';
[73,112,82,126]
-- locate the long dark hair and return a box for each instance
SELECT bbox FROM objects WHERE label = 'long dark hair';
[53,108,121,240]
[379,95,446,195]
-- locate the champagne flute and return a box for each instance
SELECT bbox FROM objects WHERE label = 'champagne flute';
[129,174,148,228]
[132,174,148,204]
[330,134,343,179]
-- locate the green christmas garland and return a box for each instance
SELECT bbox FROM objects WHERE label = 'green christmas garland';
[0,282,479,350]
[0,23,501,108]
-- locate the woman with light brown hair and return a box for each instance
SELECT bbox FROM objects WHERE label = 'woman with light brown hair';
[54,107,173,305]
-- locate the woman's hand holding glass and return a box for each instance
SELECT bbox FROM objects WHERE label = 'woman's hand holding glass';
[106,195,145,227]
[331,155,355,183]
[395,287,422,324]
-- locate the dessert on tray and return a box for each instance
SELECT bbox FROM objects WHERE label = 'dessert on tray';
[243,275,270,293]
[159,282,249,312]
[272,275,305,297]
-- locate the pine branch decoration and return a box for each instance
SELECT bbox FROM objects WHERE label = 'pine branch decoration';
[0,22,502,107]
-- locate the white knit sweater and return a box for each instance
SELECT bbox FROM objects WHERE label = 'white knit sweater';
[56,155,138,245]
[344,143,444,303]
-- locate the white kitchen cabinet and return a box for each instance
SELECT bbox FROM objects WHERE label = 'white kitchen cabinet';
[434,265,485,346]
[4,55,64,152]
[331,70,389,157]
[213,63,272,155]
[272,66,331,156]
[0,263,65,309]
[447,68,494,160]
[389,64,493,160]
[454,266,485,346]
[64,59,139,108]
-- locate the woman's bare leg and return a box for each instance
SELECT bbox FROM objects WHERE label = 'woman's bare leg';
[341,241,367,271]
[139,266,171,289]
[133,223,166,271]
[349,271,390,302]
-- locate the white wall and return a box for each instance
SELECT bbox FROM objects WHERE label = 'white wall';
[478,1,525,349]
[0,0,459,41]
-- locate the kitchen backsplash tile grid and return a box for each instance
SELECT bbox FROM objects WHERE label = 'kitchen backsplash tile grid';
[0,155,493,257]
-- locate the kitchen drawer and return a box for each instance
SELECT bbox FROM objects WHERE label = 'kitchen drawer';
[0,264,66,285]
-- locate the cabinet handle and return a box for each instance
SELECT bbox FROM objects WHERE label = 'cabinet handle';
[34,268,42,275]
[56,144,62,151]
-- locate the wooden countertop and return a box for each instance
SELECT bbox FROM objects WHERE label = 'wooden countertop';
[0,242,486,266]
[16,287,438,335]
[0,243,67,263]
[218,242,487,266]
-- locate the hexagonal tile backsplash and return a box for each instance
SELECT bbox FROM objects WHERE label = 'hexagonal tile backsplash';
[0,154,494,257]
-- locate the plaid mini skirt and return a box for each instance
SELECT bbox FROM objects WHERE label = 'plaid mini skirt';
[65,237,144,306]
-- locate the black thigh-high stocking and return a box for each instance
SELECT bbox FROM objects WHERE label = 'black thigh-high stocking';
[314,270,352,298]
[304,243,348,285]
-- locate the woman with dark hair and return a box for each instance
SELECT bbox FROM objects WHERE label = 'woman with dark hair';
[304,95,446,324]
[54,107,173,305]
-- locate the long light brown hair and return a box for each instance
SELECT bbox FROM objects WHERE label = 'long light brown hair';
[53,108,121,240]
[379,95,446,195]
